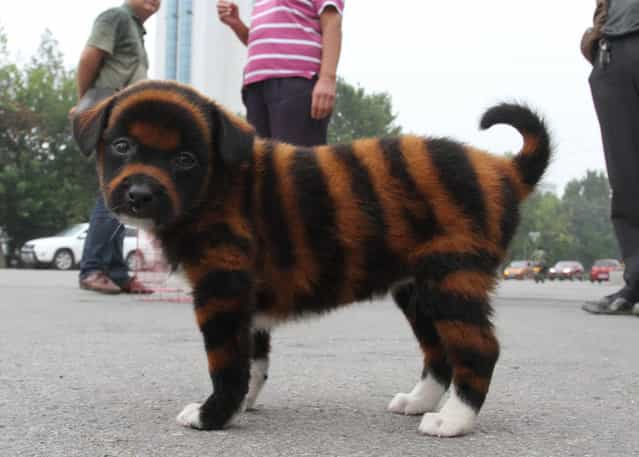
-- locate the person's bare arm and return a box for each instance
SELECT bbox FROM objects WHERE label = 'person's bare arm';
[217,1,249,46]
[76,46,106,98]
[68,46,106,118]
[311,7,342,120]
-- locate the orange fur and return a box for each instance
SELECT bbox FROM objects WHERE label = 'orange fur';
[129,121,181,151]
[440,271,496,299]
[435,321,499,356]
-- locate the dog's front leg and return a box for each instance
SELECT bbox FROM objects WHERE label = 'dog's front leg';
[177,269,253,430]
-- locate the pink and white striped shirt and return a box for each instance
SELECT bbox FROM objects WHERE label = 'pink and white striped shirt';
[244,0,345,86]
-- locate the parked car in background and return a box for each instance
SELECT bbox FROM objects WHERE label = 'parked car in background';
[20,223,160,271]
[589,259,622,283]
[548,261,585,281]
[502,260,535,280]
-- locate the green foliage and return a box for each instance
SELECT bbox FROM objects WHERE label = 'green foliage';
[0,27,95,254]
[508,171,618,268]
[328,78,401,144]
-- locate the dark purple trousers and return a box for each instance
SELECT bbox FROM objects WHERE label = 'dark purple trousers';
[242,77,330,147]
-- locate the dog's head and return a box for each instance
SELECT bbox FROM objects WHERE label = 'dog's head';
[73,80,255,231]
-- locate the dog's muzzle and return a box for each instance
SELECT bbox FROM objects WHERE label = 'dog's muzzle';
[126,183,155,216]
[109,175,173,225]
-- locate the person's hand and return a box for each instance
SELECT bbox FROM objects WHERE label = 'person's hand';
[217,1,241,28]
[68,105,77,120]
[311,76,336,120]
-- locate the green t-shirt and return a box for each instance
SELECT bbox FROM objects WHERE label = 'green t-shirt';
[87,4,149,90]
[604,0,639,36]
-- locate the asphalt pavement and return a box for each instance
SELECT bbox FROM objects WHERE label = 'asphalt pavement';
[1,270,638,457]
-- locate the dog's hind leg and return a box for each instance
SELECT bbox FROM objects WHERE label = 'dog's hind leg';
[413,262,500,437]
[244,329,271,411]
[388,281,451,416]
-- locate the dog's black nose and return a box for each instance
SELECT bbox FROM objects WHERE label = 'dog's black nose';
[127,184,154,213]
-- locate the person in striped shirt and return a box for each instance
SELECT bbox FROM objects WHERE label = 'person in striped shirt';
[217,0,344,146]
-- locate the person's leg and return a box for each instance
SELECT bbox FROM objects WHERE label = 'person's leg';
[79,196,122,293]
[242,82,271,138]
[587,36,639,313]
[618,36,639,295]
[265,77,330,147]
[80,196,116,277]
[105,222,129,288]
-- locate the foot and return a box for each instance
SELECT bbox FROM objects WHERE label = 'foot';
[418,387,477,437]
[583,288,637,315]
[388,377,446,415]
[177,399,246,430]
[121,276,154,294]
[176,403,203,429]
[79,272,122,294]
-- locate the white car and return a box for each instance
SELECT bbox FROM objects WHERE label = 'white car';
[20,223,161,271]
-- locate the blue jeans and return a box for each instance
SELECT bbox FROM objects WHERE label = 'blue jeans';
[79,195,129,287]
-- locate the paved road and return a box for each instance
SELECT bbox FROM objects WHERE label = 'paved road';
[1,270,638,457]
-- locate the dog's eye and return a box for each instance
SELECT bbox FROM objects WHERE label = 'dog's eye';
[112,139,132,156]
[174,152,197,170]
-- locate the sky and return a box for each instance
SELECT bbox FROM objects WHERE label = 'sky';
[1,1,603,193]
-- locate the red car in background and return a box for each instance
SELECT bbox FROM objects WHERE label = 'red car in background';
[589,259,622,283]
[548,261,585,281]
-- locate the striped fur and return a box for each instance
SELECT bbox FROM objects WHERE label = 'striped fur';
[74,80,551,436]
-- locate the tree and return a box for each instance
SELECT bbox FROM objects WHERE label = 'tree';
[508,190,572,264]
[328,78,401,144]
[561,170,618,268]
[0,28,96,255]
[506,171,618,268]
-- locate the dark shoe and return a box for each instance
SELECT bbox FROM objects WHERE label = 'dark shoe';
[121,276,154,294]
[582,292,635,315]
[79,272,122,294]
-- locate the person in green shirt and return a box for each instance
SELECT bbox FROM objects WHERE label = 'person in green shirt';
[72,0,160,294]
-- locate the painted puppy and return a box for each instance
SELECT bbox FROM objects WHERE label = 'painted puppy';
[73,80,551,437]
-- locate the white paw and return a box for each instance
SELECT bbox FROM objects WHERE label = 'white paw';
[418,411,474,437]
[388,377,446,415]
[417,387,476,437]
[389,392,428,415]
[176,403,203,429]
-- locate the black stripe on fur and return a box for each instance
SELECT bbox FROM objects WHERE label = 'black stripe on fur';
[418,287,494,327]
[201,311,249,350]
[252,330,271,360]
[414,251,500,283]
[379,137,443,243]
[193,270,252,303]
[392,282,452,386]
[200,346,250,429]
[334,144,403,297]
[480,103,551,189]
[499,175,520,248]
[208,223,252,253]
[453,348,499,411]
[291,148,345,312]
[427,138,488,235]
[260,142,295,269]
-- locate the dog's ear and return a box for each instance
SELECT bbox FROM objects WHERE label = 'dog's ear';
[72,92,115,157]
[211,105,254,166]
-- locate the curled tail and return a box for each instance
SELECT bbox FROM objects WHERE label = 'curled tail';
[480,103,551,198]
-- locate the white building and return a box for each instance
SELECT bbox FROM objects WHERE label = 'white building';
[153,0,254,113]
